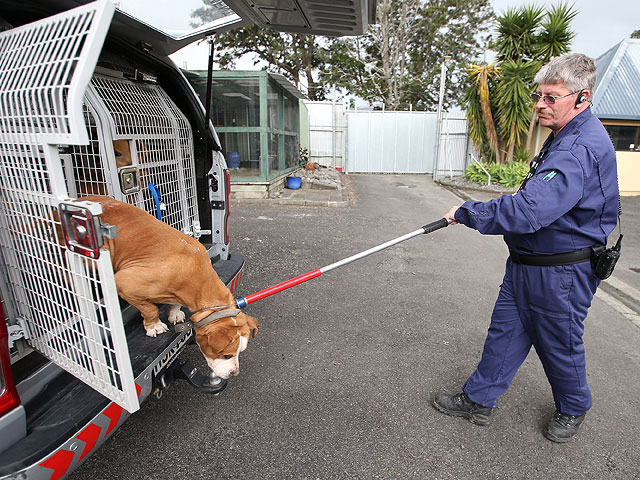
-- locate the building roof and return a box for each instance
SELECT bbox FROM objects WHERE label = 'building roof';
[592,38,640,121]
[268,73,308,100]
[183,70,309,101]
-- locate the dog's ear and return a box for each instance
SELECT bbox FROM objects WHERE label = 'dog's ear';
[196,328,235,358]
[245,313,258,338]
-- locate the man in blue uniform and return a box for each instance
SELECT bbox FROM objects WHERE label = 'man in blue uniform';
[433,54,619,443]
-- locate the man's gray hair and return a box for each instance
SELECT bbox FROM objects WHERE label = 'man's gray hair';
[534,53,596,92]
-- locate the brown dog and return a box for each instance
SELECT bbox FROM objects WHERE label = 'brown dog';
[79,195,258,379]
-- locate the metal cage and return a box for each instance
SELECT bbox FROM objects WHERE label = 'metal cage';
[70,73,200,235]
[0,1,142,412]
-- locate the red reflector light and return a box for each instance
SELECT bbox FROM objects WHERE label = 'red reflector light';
[0,307,21,417]
[59,203,103,259]
[71,216,90,244]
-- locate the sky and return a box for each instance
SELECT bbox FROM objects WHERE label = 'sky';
[116,0,640,70]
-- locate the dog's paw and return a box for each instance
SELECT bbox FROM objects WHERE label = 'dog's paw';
[168,309,185,325]
[145,321,169,337]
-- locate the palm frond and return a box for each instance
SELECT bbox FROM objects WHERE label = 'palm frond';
[536,2,578,60]
[495,60,537,153]
[466,63,501,162]
[495,5,545,62]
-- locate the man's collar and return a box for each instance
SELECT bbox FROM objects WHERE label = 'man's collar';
[554,107,592,138]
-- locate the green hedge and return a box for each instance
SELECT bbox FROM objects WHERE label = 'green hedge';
[463,161,529,188]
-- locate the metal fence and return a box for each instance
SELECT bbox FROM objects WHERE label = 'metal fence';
[345,110,438,173]
[306,103,472,175]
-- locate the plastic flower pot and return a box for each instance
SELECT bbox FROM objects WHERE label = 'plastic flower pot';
[225,152,241,168]
[286,176,302,189]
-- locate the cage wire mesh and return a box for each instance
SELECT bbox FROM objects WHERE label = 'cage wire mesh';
[66,104,113,197]
[85,75,199,234]
[0,2,139,411]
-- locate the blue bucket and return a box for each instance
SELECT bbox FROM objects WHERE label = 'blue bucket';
[226,152,241,168]
[286,176,302,189]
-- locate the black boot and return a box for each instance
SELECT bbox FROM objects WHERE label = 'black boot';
[544,410,586,443]
[432,392,493,426]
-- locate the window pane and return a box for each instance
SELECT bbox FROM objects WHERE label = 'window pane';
[284,95,298,133]
[219,132,261,177]
[268,133,279,175]
[268,83,280,129]
[604,125,640,151]
[211,78,260,127]
[285,135,300,169]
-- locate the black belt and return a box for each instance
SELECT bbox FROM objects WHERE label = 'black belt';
[509,247,593,266]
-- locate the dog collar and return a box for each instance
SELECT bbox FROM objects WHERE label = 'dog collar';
[174,308,241,333]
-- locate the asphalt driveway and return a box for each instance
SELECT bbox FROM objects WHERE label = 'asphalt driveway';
[72,174,640,479]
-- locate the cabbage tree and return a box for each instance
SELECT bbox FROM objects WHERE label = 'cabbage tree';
[466,2,577,163]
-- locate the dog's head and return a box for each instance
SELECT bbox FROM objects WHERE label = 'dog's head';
[194,311,258,379]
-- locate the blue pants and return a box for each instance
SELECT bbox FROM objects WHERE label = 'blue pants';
[463,259,600,416]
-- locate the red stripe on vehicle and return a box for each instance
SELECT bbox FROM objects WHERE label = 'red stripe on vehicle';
[102,403,124,436]
[40,449,74,480]
[76,423,101,461]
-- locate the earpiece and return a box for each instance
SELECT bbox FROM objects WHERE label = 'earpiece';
[575,90,588,107]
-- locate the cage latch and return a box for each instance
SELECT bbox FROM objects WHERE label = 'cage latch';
[184,221,211,239]
[7,319,29,349]
[101,223,118,240]
[119,167,141,194]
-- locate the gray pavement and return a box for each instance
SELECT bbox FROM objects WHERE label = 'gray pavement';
[72,174,640,479]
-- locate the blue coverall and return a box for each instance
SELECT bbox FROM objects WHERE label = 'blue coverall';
[454,108,619,416]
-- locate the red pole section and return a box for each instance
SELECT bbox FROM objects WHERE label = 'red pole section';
[238,269,322,307]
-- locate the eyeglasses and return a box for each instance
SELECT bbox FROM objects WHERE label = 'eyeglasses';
[531,91,578,104]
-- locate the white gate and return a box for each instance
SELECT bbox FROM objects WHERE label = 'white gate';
[306,101,346,169]
[0,2,140,412]
[434,112,472,179]
[345,111,438,173]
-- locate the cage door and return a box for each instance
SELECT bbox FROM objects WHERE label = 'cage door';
[0,1,140,412]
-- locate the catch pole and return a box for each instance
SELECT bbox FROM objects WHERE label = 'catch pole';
[235,218,451,308]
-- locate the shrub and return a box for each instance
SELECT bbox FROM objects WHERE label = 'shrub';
[463,160,529,188]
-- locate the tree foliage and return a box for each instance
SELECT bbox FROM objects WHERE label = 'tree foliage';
[323,0,494,110]
[466,2,578,163]
[632,29,640,39]
[465,63,501,163]
[190,0,494,108]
